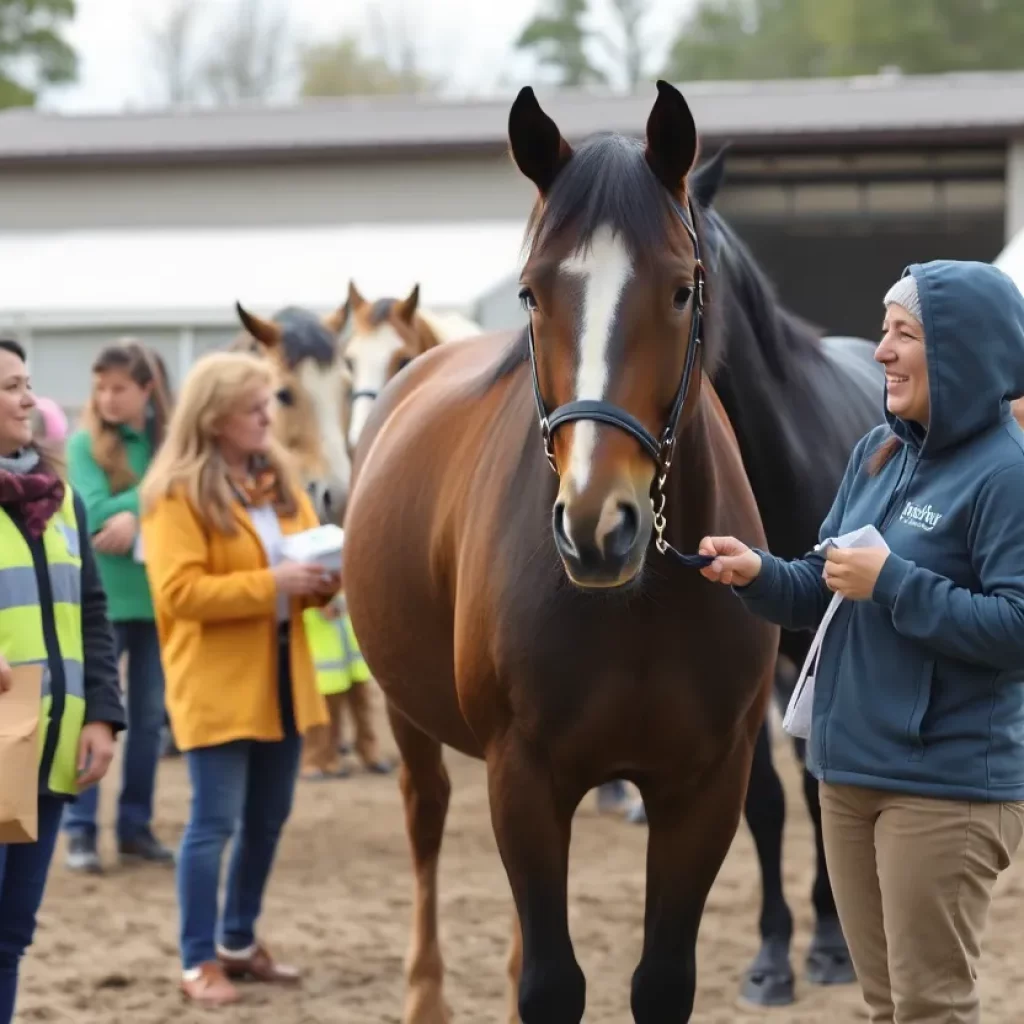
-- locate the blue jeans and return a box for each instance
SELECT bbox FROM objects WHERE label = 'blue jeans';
[0,796,64,1024]
[177,635,300,969]
[63,621,166,842]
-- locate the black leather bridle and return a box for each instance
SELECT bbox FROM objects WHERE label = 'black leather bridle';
[525,197,712,569]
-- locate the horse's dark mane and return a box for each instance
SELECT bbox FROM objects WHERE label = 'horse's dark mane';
[524,133,682,267]
[699,206,825,381]
[368,298,397,326]
[488,132,719,388]
[272,306,336,368]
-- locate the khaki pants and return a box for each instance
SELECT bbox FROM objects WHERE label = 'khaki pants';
[820,782,1024,1024]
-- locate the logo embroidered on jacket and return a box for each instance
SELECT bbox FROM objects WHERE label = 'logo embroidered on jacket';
[899,501,943,531]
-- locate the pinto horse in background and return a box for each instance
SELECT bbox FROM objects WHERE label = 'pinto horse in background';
[231,302,353,524]
[679,148,881,1005]
[343,81,778,1023]
[341,280,482,450]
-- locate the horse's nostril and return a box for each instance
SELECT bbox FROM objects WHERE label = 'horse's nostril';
[552,502,572,553]
[606,501,640,559]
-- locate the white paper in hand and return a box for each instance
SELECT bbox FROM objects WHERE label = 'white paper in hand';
[782,525,890,740]
[280,524,344,572]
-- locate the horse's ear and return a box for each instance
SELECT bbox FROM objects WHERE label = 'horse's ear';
[347,280,366,311]
[508,86,573,195]
[323,302,349,337]
[397,283,420,323]
[235,301,280,349]
[644,80,698,198]
[690,143,730,209]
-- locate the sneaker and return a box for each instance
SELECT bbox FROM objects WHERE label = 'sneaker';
[118,830,176,865]
[66,833,103,874]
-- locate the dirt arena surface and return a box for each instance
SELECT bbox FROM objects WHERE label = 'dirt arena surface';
[17,696,1024,1022]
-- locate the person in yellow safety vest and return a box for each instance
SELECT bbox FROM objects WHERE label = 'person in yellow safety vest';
[300,592,393,778]
[0,339,125,1024]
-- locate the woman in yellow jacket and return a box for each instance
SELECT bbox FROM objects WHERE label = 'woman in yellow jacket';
[139,351,336,1008]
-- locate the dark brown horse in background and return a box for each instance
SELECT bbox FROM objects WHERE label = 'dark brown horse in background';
[343,81,778,1023]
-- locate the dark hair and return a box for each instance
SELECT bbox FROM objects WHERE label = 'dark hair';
[866,433,903,475]
[0,338,27,362]
[83,339,174,493]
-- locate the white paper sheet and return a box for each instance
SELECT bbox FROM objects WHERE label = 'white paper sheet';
[782,525,890,740]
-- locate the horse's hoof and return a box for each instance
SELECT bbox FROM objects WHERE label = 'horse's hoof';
[625,799,647,825]
[738,939,795,1007]
[806,916,856,986]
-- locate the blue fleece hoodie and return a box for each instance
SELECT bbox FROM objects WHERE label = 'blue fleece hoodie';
[738,260,1024,801]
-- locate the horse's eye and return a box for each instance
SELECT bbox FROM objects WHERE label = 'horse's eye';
[673,286,694,311]
[276,387,294,407]
[518,286,538,312]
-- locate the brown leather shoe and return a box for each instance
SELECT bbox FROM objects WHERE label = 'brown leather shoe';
[180,961,241,1005]
[217,942,301,984]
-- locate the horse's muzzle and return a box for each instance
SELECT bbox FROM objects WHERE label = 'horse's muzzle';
[552,496,648,587]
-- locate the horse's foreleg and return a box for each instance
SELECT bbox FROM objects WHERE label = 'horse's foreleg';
[389,703,452,1024]
[631,740,758,1023]
[506,910,523,1024]
[793,738,854,986]
[740,719,795,1006]
[488,738,585,1024]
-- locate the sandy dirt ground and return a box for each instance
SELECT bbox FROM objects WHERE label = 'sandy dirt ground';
[17,696,1024,1023]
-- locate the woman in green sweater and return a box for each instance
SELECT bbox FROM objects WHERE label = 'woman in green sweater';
[62,341,176,873]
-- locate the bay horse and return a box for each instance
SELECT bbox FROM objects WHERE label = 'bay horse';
[231,301,352,524]
[343,81,778,1023]
[679,148,881,1005]
[341,280,482,450]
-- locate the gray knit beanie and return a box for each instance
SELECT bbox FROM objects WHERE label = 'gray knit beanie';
[884,274,922,324]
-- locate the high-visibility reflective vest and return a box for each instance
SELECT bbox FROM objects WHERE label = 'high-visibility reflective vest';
[302,603,370,697]
[0,487,84,796]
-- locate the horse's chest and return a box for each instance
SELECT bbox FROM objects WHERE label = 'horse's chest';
[493,580,770,731]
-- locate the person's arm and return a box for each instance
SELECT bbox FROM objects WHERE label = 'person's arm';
[873,463,1024,669]
[66,431,138,531]
[75,493,126,732]
[733,433,874,631]
[141,493,277,622]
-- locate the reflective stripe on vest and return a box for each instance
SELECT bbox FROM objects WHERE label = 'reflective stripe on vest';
[0,487,85,795]
[302,607,369,696]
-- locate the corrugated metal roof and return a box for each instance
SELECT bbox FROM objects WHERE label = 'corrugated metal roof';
[2,71,1024,167]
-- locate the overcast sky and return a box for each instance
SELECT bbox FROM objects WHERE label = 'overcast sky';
[42,0,693,113]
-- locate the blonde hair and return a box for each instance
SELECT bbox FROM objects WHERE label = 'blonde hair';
[140,351,299,533]
[82,339,173,493]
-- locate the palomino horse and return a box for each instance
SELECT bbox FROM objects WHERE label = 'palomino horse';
[231,302,352,524]
[343,81,778,1023]
[341,280,482,450]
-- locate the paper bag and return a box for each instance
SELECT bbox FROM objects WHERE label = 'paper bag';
[0,664,43,844]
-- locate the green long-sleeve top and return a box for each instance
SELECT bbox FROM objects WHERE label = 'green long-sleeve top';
[66,426,154,622]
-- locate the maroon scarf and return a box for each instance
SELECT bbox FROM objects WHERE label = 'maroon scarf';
[0,450,65,539]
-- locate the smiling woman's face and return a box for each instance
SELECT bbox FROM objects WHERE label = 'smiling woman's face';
[875,303,929,424]
[0,346,35,455]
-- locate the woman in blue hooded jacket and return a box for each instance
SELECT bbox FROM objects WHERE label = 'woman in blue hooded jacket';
[700,260,1024,1024]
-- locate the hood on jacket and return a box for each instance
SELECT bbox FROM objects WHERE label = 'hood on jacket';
[885,260,1024,458]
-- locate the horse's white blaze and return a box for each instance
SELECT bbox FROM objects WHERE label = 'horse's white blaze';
[298,360,351,502]
[560,226,633,496]
[345,325,404,449]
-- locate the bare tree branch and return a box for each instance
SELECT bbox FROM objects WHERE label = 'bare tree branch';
[145,0,202,106]
[199,0,291,105]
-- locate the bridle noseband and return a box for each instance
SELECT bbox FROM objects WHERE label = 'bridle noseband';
[525,197,712,568]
